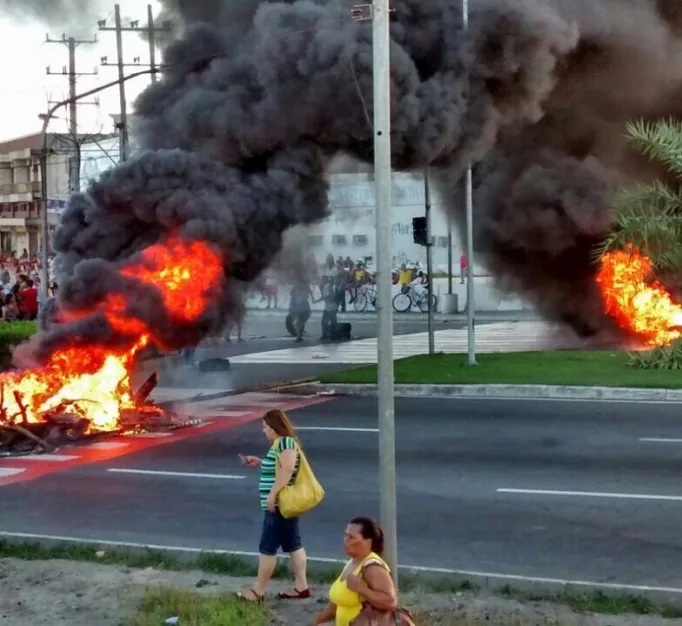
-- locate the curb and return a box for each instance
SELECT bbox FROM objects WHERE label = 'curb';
[276,382,682,402]
[3,532,682,606]
[153,377,318,408]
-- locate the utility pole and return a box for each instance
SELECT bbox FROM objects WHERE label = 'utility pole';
[463,0,476,365]
[425,168,435,355]
[39,67,161,306]
[45,33,97,193]
[98,5,171,161]
[148,4,159,82]
[447,227,453,294]
[352,0,398,582]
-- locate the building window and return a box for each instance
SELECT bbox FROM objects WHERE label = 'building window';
[307,235,324,247]
[332,234,348,246]
[353,234,368,247]
[437,236,449,248]
[12,166,29,184]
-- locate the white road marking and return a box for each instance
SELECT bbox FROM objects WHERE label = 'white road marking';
[211,411,252,417]
[0,468,25,477]
[106,468,245,480]
[639,438,682,443]
[87,442,130,450]
[295,427,378,433]
[19,454,78,462]
[125,432,173,438]
[2,530,682,595]
[229,321,584,364]
[498,488,682,502]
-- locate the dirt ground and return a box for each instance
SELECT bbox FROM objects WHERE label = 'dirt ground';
[1,557,681,626]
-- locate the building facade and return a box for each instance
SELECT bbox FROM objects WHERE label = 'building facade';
[0,132,116,257]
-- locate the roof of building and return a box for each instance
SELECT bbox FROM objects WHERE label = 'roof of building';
[0,132,118,156]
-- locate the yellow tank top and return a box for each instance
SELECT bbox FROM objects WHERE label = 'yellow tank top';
[329,552,389,626]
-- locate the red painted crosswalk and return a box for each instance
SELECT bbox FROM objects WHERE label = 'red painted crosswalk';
[0,391,331,487]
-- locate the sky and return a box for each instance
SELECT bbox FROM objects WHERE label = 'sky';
[0,0,162,142]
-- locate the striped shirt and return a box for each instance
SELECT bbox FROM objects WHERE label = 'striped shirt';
[258,436,300,511]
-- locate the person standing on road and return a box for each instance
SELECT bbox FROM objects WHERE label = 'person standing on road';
[289,278,313,342]
[460,252,468,283]
[238,409,310,603]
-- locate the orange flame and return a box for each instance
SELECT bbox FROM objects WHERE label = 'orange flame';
[596,248,682,346]
[0,236,223,432]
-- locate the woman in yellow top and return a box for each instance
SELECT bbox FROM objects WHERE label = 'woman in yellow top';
[313,517,397,626]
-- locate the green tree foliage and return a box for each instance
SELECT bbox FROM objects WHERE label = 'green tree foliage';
[599,119,682,369]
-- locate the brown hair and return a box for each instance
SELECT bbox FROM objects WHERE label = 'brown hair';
[350,517,385,556]
[263,409,298,439]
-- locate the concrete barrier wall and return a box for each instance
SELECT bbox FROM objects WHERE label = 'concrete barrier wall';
[245,276,532,313]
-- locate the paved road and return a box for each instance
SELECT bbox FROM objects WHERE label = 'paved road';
[135,310,535,391]
[2,395,682,589]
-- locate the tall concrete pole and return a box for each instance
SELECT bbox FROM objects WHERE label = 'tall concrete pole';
[463,0,476,365]
[425,168,434,354]
[114,5,129,162]
[39,115,50,306]
[67,37,80,193]
[372,0,398,582]
[147,5,158,83]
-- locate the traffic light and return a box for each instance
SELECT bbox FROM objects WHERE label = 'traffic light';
[412,217,427,246]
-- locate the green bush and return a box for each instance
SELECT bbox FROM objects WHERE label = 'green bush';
[628,341,682,370]
[0,321,37,369]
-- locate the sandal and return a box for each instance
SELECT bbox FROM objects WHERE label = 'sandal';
[277,588,311,600]
[237,588,264,603]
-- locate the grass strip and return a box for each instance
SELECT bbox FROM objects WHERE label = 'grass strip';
[127,588,268,626]
[318,350,682,388]
[1,539,681,618]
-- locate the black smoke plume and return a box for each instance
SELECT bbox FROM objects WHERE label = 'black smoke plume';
[19,0,682,364]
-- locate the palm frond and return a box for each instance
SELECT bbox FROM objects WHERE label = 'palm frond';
[595,179,682,263]
[626,118,682,179]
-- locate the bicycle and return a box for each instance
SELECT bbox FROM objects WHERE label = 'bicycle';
[353,284,377,312]
[392,285,437,313]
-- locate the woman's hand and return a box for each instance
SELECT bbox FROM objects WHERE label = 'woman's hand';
[266,491,277,512]
[345,573,364,593]
[238,454,261,468]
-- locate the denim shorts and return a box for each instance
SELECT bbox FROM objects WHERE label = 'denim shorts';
[259,510,302,556]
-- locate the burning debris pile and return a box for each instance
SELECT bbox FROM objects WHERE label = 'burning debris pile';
[0,236,223,455]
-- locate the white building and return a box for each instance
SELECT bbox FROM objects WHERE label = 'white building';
[304,170,479,274]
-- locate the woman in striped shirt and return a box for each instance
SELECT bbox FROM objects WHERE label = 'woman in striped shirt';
[238,409,310,602]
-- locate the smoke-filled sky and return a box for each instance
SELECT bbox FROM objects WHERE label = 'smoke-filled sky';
[12,0,682,362]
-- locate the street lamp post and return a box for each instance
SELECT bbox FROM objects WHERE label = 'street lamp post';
[372,0,398,580]
[463,0,476,365]
[38,68,159,306]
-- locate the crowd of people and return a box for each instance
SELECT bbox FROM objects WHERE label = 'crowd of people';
[0,252,56,322]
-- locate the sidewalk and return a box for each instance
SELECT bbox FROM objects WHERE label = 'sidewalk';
[244,307,541,323]
[228,320,579,365]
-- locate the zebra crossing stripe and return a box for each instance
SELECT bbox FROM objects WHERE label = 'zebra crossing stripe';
[228,321,584,364]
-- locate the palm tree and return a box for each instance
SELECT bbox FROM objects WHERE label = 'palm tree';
[598,119,682,368]
[598,119,682,267]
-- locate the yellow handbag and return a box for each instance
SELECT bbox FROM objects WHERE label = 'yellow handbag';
[275,438,325,519]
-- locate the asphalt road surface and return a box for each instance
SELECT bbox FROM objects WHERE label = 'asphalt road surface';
[2,396,682,589]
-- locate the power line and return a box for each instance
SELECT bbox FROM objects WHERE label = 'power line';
[98,4,171,161]
[45,33,98,193]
